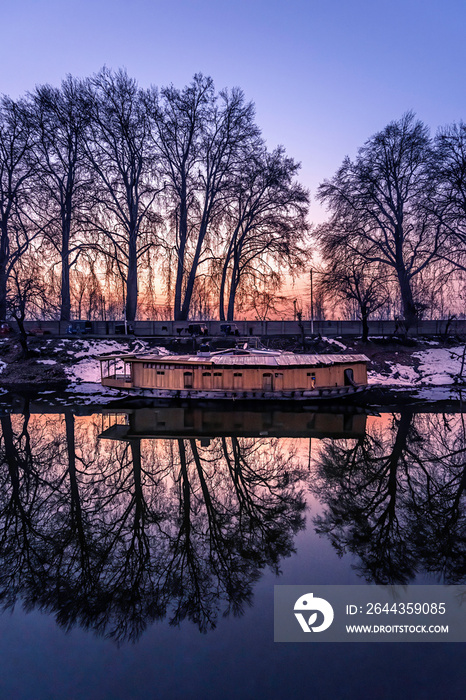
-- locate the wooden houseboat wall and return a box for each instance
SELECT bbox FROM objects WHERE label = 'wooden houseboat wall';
[100,352,368,398]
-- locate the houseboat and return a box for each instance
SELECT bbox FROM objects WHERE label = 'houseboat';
[98,406,369,442]
[99,347,369,401]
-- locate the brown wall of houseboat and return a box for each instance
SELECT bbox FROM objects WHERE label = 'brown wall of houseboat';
[129,361,367,391]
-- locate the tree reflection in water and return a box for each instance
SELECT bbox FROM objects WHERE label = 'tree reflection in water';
[311,410,466,585]
[0,408,306,642]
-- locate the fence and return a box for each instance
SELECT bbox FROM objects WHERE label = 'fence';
[12,318,466,338]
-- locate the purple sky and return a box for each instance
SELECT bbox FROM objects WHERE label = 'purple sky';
[3,0,464,223]
[3,0,465,309]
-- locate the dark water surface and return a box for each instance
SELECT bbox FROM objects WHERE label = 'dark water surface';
[0,400,464,699]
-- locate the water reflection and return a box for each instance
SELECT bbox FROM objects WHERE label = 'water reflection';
[1,403,335,641]
[0,401,465,642]
[311,409,466,585]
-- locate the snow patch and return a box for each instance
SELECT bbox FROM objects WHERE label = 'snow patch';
[37,359,57,365]
[321,336,347,350]
[64,338,166,385]
[415,347,465,385]
[0,360,6,375]
[369,345,466,387]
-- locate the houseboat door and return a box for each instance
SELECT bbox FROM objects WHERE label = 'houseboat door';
[275,372,284,390]
[344,368,355,386]
[262,373,273,391]
[202,372,212,390]
[233,372,243,390]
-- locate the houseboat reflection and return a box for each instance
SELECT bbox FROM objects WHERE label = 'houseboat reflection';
[98,404,368,442]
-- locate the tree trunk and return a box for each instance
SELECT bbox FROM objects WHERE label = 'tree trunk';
[174,181,188,320]
[179,221,207,321]
[174,239,185,321]
[361,310,369,343]
[227,275,239,321]
[16,317,29,358]
[60,208,72,321]
[125,232,138,322]
[0,226,8,320]
[226,256,241,321]
[60,245,71,322]
[219,252,232,323]
[394,236,417,331]
[0,269,7,320]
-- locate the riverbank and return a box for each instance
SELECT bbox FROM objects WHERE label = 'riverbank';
[0,335,465,406]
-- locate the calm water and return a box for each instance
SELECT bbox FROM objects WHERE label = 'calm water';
[0,399,464,699]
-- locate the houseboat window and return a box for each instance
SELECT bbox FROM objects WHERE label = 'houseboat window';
[307,372,316,389]
[156,370,166,388]
[184,371,193,389]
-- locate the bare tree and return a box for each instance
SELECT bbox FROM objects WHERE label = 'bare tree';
[218,146,309,321]
[317,257,390,341]
[148,75,260,320]
[28,76,90,321]
[7,257,48,356]
[431,122,466,272]
[317,112,444,330]
[0,97,37,319]
[83,68,163,322]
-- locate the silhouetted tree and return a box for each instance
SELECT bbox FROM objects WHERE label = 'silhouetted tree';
[218,146,309,320]
[317,257,389,341]
[83,68,163,322]
[148,75,261,320]
[431,121,466,272]
[0,97,36,319]
[28,76,90,321]
[317,113,444,330]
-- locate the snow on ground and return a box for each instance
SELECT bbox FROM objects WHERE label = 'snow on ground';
[415,347,466,385]
[321,336,347,351]
[55,338,137,358]
[369,363,419,386]
[0,360,6,375]
[37,359,57,365]
[65,382,124,402]
[65,341,135,383]
[64,338,167,385]
[368,345,466,388]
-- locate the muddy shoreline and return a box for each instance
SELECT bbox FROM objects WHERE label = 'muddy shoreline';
[0,335,465,409]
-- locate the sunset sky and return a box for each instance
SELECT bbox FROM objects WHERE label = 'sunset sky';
[2,0,465,308]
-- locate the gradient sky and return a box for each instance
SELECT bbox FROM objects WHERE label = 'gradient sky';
[3,0,464,225]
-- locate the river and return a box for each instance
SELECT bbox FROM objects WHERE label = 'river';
[0,398,464,699]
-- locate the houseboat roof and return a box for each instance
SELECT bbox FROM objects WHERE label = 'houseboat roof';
[99,351,369,367]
